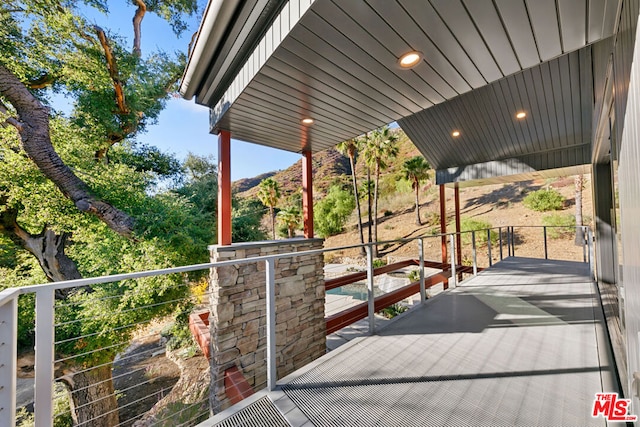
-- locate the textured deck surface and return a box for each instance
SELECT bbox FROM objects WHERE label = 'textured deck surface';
[202,257,619,427]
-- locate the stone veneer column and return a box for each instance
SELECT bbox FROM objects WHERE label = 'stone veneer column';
[208,238,325,412]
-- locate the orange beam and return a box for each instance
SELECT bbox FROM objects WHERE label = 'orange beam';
[325,259,417,290]
[218,130,232,245]
[302,150,314,238]
[325,271,451,335]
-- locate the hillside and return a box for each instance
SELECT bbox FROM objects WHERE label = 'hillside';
[231,128,591,267]
[232,171,277,194]
[324,175,592,265]
[232,127,420,200]
[234,148,352,199]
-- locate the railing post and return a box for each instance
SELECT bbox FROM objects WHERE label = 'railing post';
[265,259,277,391]
[511,226,516,256]
[543,226,548,259]
[510,227,514,257]
[449,234,457,288]
[365,245,376,334]
[487,229,492,267]
[0,293,18,427]
[418,238,426,302]
[499,227,503,260]
[588,229,595,280]
[582,226,587,263]
[472,231,477,276]
[34,288,55,427]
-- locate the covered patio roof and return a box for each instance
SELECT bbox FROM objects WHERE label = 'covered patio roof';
[180,0,620,185]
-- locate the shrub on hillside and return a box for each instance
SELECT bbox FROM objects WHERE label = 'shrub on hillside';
[523,189,565,211]
[314,185,356,237]
[542,214,576,238]
[449,218,498,247]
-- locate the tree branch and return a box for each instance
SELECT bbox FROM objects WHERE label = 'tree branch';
[0,64,135,237]
[94,26,129,115]
[27,73,56,89]
[132,0,147,56]
[0,100,23,132]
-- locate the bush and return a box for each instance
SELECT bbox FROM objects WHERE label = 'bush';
[523,189,565,212]
[380,303,408,319]
[424,211,440,226]
[394,178,413,194]
[372,258,386,268]
[407,270,420,282]
[314,185,356,237]
[542,214,576,238]
[449,218,497,247]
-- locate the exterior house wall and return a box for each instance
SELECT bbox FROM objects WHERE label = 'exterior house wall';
[207,239,325,412]
[594,0,640,406]
[618,11,640,410]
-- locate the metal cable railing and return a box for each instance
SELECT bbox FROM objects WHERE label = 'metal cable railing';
[0,226,593,427]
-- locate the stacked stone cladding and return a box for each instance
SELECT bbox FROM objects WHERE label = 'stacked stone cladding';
[208,239,325,411]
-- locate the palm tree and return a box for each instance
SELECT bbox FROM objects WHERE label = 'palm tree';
[402,156,430,225]
[277,206,301,238]
[336,138,365,254]
[363,126,398,256]
[257,178,280,239]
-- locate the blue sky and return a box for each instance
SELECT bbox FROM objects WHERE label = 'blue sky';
[76,1,300,180]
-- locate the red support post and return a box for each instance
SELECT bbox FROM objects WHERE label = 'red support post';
[439,185,448,289]
[454,183,462,281]
[218,130,232,246]
[302,150,314,238]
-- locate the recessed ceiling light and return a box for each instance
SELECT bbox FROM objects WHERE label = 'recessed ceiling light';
[516,111,527,119]
[301,118,314,125]
[452,130,460,137]
[398,51,423,68]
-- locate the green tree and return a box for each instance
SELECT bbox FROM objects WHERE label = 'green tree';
[232,198,268,242]
[401,156,431,225]
[0,1,199,424]
[336,138,365,252]
[277,206,302,238]
[257,177,281,239]
[363,126,398,256]
[314,186,356,238]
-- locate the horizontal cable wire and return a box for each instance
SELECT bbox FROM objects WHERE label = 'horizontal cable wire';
[152,398,210,427]
[54,279,193,309]
[74,384,176,427]
[55,295,194,327]
[55,293,213,345]
[54,327,169,363]
[56,343,166,380]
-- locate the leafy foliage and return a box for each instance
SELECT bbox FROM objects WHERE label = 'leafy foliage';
[542,213,576,239]
[401,156,430,187]
[450,218,498,247]
[0,1,208,421]
[277,206,302,238]
[258,177,281,239]
[523,189,565,212]
[314,185,356,238]
[380,303,408,319]
[233,198,267,242]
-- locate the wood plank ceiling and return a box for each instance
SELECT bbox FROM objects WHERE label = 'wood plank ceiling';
[202,0,620,182]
